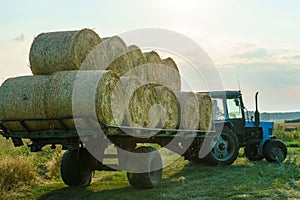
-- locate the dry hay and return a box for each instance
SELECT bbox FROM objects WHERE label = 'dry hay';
[143,84,160,129]
[0,76,51,131]
[161,57,181,91]
[155,86,179,129]
[127,45,146,68]
[196,93,213,131]
[103,36,133,77]
[29,29,103,75]
[175,92,199,130]
[120,76,145,128]
[126,45,146,80]
[46,70,125,130]
[143,51,162,84]
[130,84,160,128]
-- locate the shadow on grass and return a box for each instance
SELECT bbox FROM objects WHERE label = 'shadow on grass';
[37,157,300,200]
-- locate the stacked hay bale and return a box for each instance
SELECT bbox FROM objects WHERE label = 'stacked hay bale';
[46,70,125,130]
[175,92,200,130]
[0,28,213,136]
[0,76,50,131]
[0,70,124,132]
[161,57,181,91]
[120,76,145,128]
[102,36,134,77]
[196,93,213,131]
[29,29,105,74]
[155,86,179,129]
[126,45,146,80]
[143,51,162,84]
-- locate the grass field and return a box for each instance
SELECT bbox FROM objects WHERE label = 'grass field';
[1,124,300,200]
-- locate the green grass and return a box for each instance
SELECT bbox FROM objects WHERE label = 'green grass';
[1,135,300,200]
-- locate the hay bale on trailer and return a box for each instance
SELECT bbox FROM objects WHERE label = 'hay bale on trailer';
[120,76,146,128]
[127,45,146,68]
[127,45,147,81]
[103,36,133,77]
[161,58,181,91]
[196,93,213,131]
[155,86,179,129]
[29,29,104,75]
[46,70,125,130]
[143,51,162,84]
[175,92,199,130]
[0,76,51,131]
[119,83,160,136]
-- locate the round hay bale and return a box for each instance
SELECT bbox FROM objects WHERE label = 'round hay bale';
[127,45,145,67]
[120,76,145,128]
[143,51,162,84]
[0,76,51,131]
[120,84,160,136]
[139,84,160,128]
[155,86,179,129]
[103,36,133,77]
[161,58,179,72]
[46,70,125,130]
[127,45,146,80]
[29,29,103,75]
[161,58,181,91]
[175,92,199,130]
[196,93,213,131]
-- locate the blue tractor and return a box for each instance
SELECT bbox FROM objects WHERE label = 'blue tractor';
[191,90,288,165]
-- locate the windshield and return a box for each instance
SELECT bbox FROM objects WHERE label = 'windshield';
[226,98,243,119]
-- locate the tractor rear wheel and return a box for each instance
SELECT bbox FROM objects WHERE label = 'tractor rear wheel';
[60,148,93,187]
[127,146,162,188]
[263,140,287,163]
[204,127,240,165]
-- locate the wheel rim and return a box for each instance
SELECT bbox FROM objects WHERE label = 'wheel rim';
[269,146,285,162]
[211,132,235,161]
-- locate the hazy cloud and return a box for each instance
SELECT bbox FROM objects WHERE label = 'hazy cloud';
[13,33,25,41]
[232,48,272,59]
[282,54,300,60]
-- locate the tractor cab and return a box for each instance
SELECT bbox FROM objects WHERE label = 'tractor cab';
[209,91,246,139]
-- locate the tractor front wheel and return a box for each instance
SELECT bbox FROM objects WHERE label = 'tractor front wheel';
[263,140,287,163]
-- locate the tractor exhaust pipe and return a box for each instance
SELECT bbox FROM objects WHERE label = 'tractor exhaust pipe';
[255,92,260,127]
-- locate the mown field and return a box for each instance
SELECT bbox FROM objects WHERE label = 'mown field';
[0,123,300,200]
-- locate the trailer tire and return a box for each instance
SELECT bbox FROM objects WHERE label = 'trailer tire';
[60,148,93,187]
[204,127,240,165]
[244,143,263,161]
[264,140,287,163]
[127,146,162,188]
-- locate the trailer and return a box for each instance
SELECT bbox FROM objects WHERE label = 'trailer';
[0,90,287,188]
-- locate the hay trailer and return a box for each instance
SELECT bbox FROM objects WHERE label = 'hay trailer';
[0,90,287,188]
[0,115,217,188]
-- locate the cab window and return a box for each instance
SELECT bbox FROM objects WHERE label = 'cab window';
[226,98,242,119]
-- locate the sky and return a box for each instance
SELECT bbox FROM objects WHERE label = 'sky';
[0,0,299,112]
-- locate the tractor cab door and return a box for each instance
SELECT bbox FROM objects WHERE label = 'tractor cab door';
[225,97,245,136]
[223,96,248,147]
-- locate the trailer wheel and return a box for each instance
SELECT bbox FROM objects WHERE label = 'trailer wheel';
[205,128,240,165]
[244,143,263,161]
[127,146,162,188]
[60,148,93,187]
[263,140,287,163]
